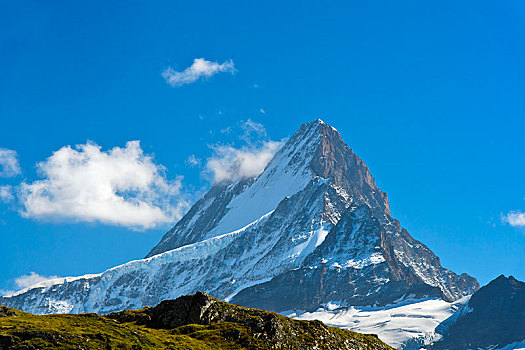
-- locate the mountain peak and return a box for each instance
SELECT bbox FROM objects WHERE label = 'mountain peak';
[1,119,479,340]
[148,119,390,255]
[296,118,339,137]
[303,118,325,126]
[298,119,391,216]
[486,274,523,290]
[302,118,334,127]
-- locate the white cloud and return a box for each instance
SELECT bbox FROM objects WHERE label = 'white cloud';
[205,120,283,183]
[0,148,21,177]
[1,272,60,296]
[240,118,267,142]
[0,185,14,203]
[162,58,235,87]
[260,108,266,114]
[220,126,232,134]
[186,154,201,167]
[206,141,282,183]
[19,141,187,230]
[504,211,525,227]
[15,272,60,289]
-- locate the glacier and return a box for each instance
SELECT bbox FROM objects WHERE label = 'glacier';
[283,296,470,349]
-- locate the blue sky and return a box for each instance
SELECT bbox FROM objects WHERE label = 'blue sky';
[0,0,524,293]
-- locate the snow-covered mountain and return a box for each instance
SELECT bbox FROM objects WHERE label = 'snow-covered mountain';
[0,120,479,348]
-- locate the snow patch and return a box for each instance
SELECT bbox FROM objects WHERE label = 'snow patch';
[289,222,330,262]
[283,297,470,349]
[44,298,74,314]
[343,252,385,269]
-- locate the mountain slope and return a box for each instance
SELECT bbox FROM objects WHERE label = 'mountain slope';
[0,120,478,347]
[147,120,325,256]
[0,292,393,350]
[430,275,525,350]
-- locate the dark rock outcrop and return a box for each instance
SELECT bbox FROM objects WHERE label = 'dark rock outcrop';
[0,293,393,349]
[0,307,17,318]
[106,291,393,349]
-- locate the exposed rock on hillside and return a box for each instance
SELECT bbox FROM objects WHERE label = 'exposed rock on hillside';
[0,292,393,349]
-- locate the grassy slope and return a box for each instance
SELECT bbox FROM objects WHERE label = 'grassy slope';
[0,296,393,350]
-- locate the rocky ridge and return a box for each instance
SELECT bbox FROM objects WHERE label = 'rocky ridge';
[430,275,525,350]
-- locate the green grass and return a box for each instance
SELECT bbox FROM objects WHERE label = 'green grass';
[0,309,241,349]
[0,299,393,350]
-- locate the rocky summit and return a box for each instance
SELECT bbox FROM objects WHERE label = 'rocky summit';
[0,120,479,347]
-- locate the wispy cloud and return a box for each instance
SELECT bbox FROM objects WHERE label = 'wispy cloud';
[503,211,525,227]
[0,148,21,177]
[1,272,60,296]
[0,185,14,203]
[162,58,235,87]
[220,126,232,135]
[186,154,201,167]
[240,118,267,142]
[15,272,60,289]
[19,141,188,230]
[205,119,283,184]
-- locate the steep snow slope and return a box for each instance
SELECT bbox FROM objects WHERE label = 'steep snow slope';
[1,216,266,314]
[203,122,320,240]
[147,121,322,256]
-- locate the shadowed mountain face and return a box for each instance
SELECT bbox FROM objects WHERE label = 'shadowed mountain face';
[0,120,478,317]
[431,275,525,350]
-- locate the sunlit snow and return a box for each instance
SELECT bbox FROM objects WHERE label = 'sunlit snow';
[204,122,321,239]
[283,296,470,349]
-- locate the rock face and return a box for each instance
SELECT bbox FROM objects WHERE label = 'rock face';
[0,293,393,350]
[106,292,393,350]
[0,120,478,317]
[431,275,525,350]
